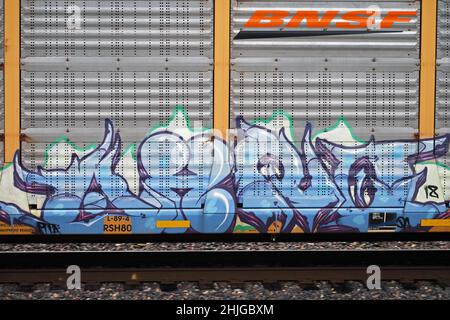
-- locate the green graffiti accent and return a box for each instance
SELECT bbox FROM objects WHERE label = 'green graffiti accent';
[146,105,212,136]
[418,161,450,171]
[42,106,210,165]
[312,115,366,144]
[233,224,257,232]
[121,143,137,161]
[249,112,366,145]
[0,162,13,172]
[120,105,212,161]
[43,137,97,168]
[250,110,297,143]
[123,105,211,161]
[39,108,372,167]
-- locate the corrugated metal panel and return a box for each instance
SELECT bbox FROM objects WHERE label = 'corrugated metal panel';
[21,128,136,207]
[440,156,450,202]
[437,0,450,132]
[21,129,215,209]
[438,0,450,60]
[234,137,417,206]
[20,0,214,177]
[230,0,420,140]
[437,0,450,201]
[232,0,419,58]
[0,72,4,167]
[21,137,139,207]
[232,70,418,139]
[0,1,3,166]
[437,70,450,131]
[21,0,213,58]
[21,71,212,131]
[0,0,3,60]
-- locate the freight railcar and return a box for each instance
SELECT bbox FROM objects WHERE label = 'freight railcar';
[0,0,449,236]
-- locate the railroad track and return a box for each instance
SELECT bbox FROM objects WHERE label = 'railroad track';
[0,250,449,290]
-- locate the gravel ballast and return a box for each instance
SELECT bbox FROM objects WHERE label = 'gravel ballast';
[1,241,448,300]
[0,241,449,252]
[0,281,448,300]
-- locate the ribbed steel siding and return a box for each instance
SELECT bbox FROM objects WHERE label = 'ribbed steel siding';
[21,129,140,207]
[22,0,212,58]
[21,129,214,208]
[438,0,450,60]
[233,1,419,58]
[20,0,214,171]
[232,70,418,138]
[21,71,212,129]
[231,0,420,139]
[0,72,4,167]
[0,2,3,166]
[437,0,450,132]
[437,0,450,201]
[235,138,415,205]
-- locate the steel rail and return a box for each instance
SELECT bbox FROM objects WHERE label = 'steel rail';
[0,250,448,287]
[0,232,449,243]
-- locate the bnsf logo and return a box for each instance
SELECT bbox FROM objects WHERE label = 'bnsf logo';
[244,10,416,29]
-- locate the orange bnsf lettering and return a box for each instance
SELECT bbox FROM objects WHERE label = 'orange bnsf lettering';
[286,10,339,28]
[335,10,372,29]
[244,10,289,28]
[380,11,416,29]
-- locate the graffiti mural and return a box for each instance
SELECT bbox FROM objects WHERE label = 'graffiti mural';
[0,106,449,235]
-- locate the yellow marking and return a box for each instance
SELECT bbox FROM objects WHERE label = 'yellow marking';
[103,215,132,234]
[156,220,190,229]
[213,0,231,138]
[4,0,21,162]
[268,221,281,234]
[429,226,450,232]
[421,219,450,227]
[0,222,34,235]
[419,0,437,139]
